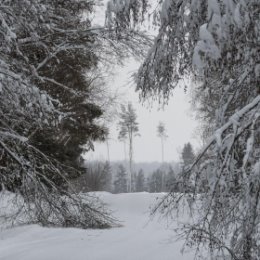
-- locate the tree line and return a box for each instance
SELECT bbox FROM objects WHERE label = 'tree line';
[72,142,196,194]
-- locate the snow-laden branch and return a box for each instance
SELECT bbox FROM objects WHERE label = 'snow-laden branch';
[0,131,28,142]
[188,95,260,173]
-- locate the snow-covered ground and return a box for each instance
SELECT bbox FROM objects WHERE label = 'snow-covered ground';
[0,192,195,260]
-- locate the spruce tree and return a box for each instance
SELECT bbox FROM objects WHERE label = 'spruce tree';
[136,169,145,192]
[0,0,113,229]
[181,143,195,168]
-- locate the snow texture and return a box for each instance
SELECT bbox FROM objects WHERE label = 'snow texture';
[0,192,194,260]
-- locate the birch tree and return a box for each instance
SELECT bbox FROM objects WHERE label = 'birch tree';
[114,164,128,193]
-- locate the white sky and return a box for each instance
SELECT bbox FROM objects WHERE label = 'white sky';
[85,2,200,163]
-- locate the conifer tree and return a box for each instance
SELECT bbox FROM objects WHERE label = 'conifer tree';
[157,122,168,163]
[181,143,195,168]
[118,103,140,192]
[136,169,145,192]
[114,164,128,193]
[0,0,114,229]
[149,169,163,193]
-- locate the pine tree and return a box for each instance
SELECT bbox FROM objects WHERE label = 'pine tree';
[165,166,177,192]
[118,103,140,192]
[149,169,163,193]
[0,0,114,229]
[157,122,168,163]
[181,143,195,168]
[179,143,195,193]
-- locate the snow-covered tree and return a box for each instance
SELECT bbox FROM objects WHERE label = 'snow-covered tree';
[107,1,260,259]
[118,103,140,192]
[0,0,121,229]
[157,121,168,163]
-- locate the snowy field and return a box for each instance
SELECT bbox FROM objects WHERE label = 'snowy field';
[0,192,195,260]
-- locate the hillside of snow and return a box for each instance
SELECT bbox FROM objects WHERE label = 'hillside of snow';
[0,192,195,260]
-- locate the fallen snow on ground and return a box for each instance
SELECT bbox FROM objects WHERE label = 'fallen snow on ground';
[0,192,195,260]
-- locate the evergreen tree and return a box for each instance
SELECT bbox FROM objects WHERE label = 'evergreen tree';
[26,1,107,183]
[157,122,168,163]
[149,169,163,193]
[165,166,177,192]
[179,143,195,193]
[118,103,140,192]
[181,143,195,168]
[114,164,128,194]
[136,169,145,192]
[0,0,107,188]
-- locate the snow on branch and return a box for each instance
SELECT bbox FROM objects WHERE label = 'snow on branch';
[189,95,260,174]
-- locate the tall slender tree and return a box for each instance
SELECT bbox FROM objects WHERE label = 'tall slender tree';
[157,121,168,163]
[118,103,140,192]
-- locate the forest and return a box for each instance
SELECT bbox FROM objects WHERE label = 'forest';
[0,1,259,260]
